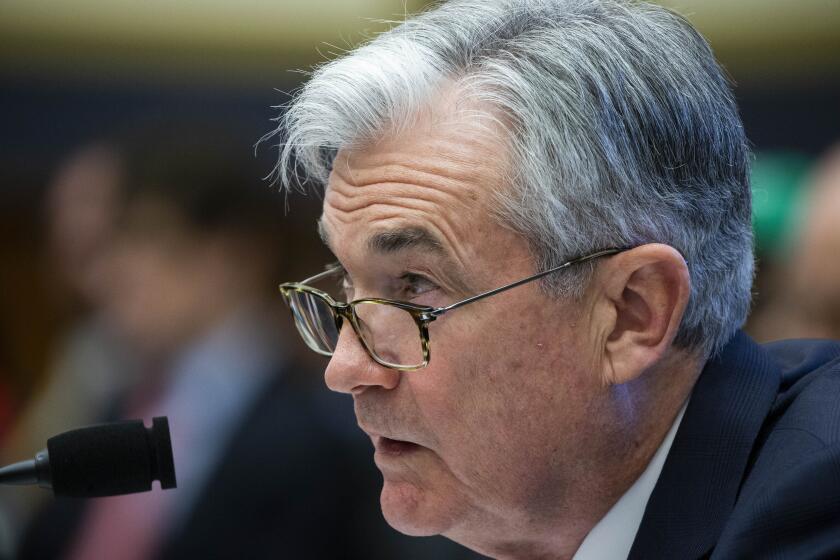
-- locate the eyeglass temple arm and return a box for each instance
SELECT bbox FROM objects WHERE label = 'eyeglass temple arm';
[430,248,624,317]
[300,266,343,285]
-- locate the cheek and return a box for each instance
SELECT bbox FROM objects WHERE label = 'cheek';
[419,319,582,505]
[397,290,597,527]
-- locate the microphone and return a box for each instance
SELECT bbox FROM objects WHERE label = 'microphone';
[0,416,176,497]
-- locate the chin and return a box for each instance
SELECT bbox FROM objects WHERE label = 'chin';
[379,479,460,537]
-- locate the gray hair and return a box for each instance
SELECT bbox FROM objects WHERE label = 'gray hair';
[269,0,753,358]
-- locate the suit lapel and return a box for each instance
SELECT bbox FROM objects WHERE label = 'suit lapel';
[628,331,781,560]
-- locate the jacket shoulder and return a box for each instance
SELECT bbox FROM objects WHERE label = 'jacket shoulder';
[712,339,840,558]
[715,441,840,557]
[762,338,840,445]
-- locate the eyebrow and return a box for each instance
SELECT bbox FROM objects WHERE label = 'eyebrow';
[369,226,474,294]
[317,219,445,256]
[367,226,445,255]
[317,219,473,294]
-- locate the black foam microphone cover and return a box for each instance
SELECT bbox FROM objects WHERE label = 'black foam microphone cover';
[47,417,177,497]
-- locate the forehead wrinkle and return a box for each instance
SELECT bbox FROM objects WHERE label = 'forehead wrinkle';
[327,185,468,242]
[330,165,482,214]
[332,141,494,191]
[326,160,484,238]
[326,178,469,223]
[324,179,511,295]
[325,166,494,267]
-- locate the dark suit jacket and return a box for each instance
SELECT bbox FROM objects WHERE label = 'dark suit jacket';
[18,366,482,559]
[629,331,840,559]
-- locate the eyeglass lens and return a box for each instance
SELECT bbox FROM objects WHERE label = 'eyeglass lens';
[287,290,339,355]
[287,290,425,368]
[353,302,425,368]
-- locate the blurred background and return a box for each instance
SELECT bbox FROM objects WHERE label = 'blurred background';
[0,0,838,558]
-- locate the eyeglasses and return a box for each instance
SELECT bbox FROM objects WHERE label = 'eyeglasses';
[279,247,624,371]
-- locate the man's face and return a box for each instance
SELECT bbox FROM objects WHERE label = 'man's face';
[319,101,605,547]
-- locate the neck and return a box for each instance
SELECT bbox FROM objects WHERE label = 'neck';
[453,350,702,560]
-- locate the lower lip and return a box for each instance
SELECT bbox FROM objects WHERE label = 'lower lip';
[376,437,421,456]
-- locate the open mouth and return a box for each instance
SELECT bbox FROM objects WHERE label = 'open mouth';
[376,436,421,456]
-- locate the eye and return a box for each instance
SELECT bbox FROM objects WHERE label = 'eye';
[399,272,439,299]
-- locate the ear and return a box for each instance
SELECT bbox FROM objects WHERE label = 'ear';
[591,244,691,385]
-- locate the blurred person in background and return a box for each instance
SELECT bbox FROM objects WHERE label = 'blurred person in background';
[0,141,137,543]
[778,143,840,339]
[16,128,482,560]
[748,143,840,342]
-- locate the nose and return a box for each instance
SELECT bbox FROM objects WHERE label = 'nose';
[324,322,400,394]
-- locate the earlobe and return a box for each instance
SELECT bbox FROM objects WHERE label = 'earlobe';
[596,244,690,386]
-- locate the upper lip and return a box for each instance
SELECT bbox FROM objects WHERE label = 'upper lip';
[357,422,416,445]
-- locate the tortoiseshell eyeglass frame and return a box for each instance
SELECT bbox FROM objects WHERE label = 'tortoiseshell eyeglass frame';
[279,247,625,371]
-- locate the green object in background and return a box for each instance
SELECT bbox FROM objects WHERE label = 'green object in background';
[751,151,813,257]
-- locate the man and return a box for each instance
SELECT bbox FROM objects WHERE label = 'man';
[269,0,840,558]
